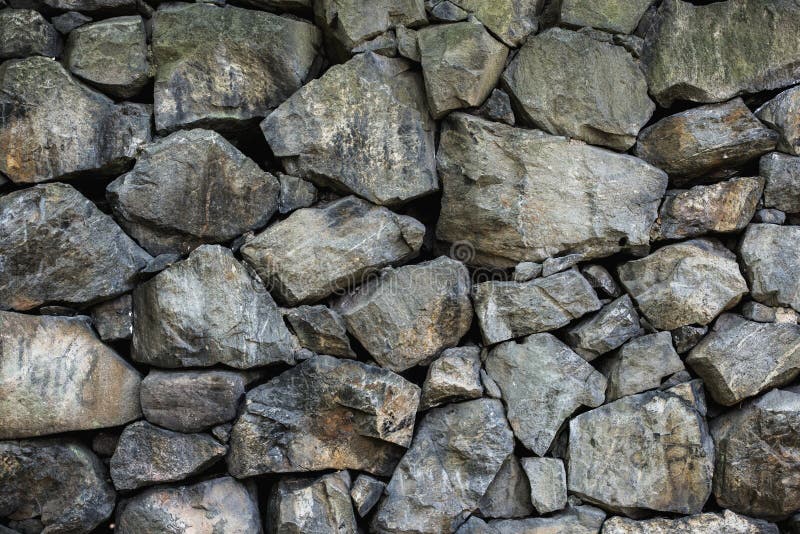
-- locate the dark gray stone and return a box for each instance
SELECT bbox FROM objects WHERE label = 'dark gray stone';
[0,9,62,59]
[420,346,483,410]
[269,471,356,533]
[581,264,621,298]
[487,505,606,534]
[760,152,800,213]
[754,208,787,224]
[478,454,534,519]
[757,85,800,156]
[351,474,386,518]
[475,88,515,126]
[564,294,643,361]
[284,305,356,359]
[51,11,92,33]
[671,325,708,354]
[741,301,778,323]
[90,294,132,341]
[278,173,317,214]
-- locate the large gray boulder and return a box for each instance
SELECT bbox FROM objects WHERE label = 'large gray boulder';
[132,245,295,369]
[502,28,654,150]
[448,0,542,47]
[757,85,800,156]
[152,3,322,133]
[268,471,356,534]
[436,113,667,267]
[262,53,437,206]
[602,510,778,534]
[559,0,655,34]
[0,8,61,59]
[760,152,800,213]
[0,311,141,439]
[739,224,800,311]
[0,56,151,184]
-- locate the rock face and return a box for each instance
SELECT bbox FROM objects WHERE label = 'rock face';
[485,333,607,456]
[262,53,437,206]
[478,454,534,519]
[760,152,800,213]
[0,183,151,311]
[151,3,322,133]
[559,0,654,34]
[91,294,133,341]
[564,294,643,361]
[132,245,295,369]
[268,471,356,533]
[116,477,261,534]
[0,312,142,439]
[351,474,386,518]
[740,224,800,311]
[601,331,685,401]
[618,238,748,330]
[521,457,567,514]
[0,56,151,184]
[502,28,653,150]
[0,8,61,59]
[569,387,714,516]
[228,355,420,477]
[479,505,607,534]
[602,510,779,534]
[420,346,483,410]
[634,99,778,183]
[107,129,281,256]
[241,196,425,305]
[436,113,667,267]
[372,398,514,534]
[284,305,356,359]
[0,439,115,533]
[757,85,800,156]
[711,389,800,519]
[449,0,542,47]
[642,0,800,106]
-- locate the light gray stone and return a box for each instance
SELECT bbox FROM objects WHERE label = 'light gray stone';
[560,0,655,34]
[0,8,62,59]
[268,471,356,534]
[740,224,800,312]
[742,301,778,323]
[449,0,543,47]
[487,505,606,534]
[478,454,534,519]
[602,510,779,534]
[351,474,386,518]
[512,261,541,282]
[757,85,800,156]
[564,294,643,361]
[521,457,567,514]
[760,152,800,213]
[420,346,483,409]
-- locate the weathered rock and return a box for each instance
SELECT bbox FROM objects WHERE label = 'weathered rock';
[0,56,151,183]
[152,3,321,133]
[541,254,582,277]
[742,301,779,323]
[521,457,567,514]
[560,0,654,34]
[262,53,437,206]
[132,245,295,368]
[107,129,281,256]
[449,0,542,47]
[564,295,643,361]
[420,346,483,409]
[417,20,507,119]
[0,9,62,59]
[618,238,748,330]
[475,88,515,125]
[277,173,317,214]
[634,98,778,184]
[581,264,621,298]
[486,505,607,534]
[140,370,246,432]
[436,114,667,267]
[52,10,91,33]
[116,477,261,534]
[757,85,800,156]
[351,474,386,518]
[740,224,800,311]
[65,16,149,98]
[396,24,420,61]
[228,355,420,477]
[512,261,541,282]
[761,152,800,213]
[602,510,779,534]
[268,471,356,533]
[235,0,310,13]
[478,454,534,519]
[711,389,800,519]
[652,177,764,240]
[0,312,141,439]
[372,398,514,533]
[686,313,800,406]
[642,0,800,107]
[23,0,139,15]
[754,208,787,224]
[352,31,398,56]
[0,439,115,533]
[569,386,714,516]
[486,333,606,455]
[90,294,132,341]
[284,305,356,359]
[110,421,226,491]
[92,431,120,457]
[474,269,601,345]
[241,196,425,305]
[427,0,468,22]
[502,28,653,150]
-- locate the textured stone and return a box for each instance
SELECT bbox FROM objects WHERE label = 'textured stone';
[26,0,138,15]
[0,439,115,533]
[372,398,514,534]
[581,265,621,298]
[618,238,748,330]
[671,325,708,354]
[52,11,91,33]
[351,474,386,518]
[475,88,515,125]
[634,98,778,184]
[107,129,280,256]
[761,152,800,213]
[565,295,643,361]
[268,471,356,533]
[284,305,356,359]
[740,224,800,311]
[152,3,321,133]
[742,301,778,323]
[90,294,132,341]
[541,254,582,277]
[427,0,468,22]
[241,196,425,305]
[0,9,61,59]
[420,346,483,410]
[263,53,437,206]
[437,114,667,267]
[560,0,654,34]
[502,28,654,150]
[449,0,542,47]
[352,31,398,56]
[521,457,567,514]
[478,454,534,519]
[602,510,779,534]
[757,85,800,156]
[754,208,787,224]
[485,505,607,534]
[277,173,317,214]
[512,261,541,282]
[0,312,141,439]
[132,245,295,368]
[228,355,420,477]
[0,56,151,183]
[486,333,606,456]
[396,24,420,61]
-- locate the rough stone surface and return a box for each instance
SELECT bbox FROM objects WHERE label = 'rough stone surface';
[742,301,778,323]
[740,224,800,311]
[420,346,483,409]
[564,294,643,361]
[542,253,583,277]
[475,88,515,125]
[672,325,708,354]
[351,474,386,518]
[449,0,542,47]
[478,454,534,519]
[52,10,91,33]
[484,505,607,534]
[602,510,779,534]
[757,85,800,156]
[560,0,655,34]
[754,208,787,224]
[760,152,800,213]
[90,294,132,341]
[582,264,621,298]
[512,261,541,282]
[284,305,356,359]
[521,457,567,514]
[268,471,356,533]
[277,173,317,214]
[0,8,61,59]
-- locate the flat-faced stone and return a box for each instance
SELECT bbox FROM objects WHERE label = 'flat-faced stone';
[564,294,643,361]
[560,0,655,34]
[284,305,356,359]
[269,471,356,533]
[757,85,800,156]
[761,152,800,213]
[602,510,778,534]
[0,8,62,59]
[90,294,132,341]
[51,11,91,33]
[739,224,800,311]
[449,0,543,47]
[478,454,534,519]
[485,505,607,534]
[521,457,567,514]
[420,346,483,410]
[277,173,317,215]
[351,474,386,518]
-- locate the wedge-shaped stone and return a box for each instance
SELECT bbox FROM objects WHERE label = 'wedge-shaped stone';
[284,305,356,359]
[560,0,655,34]
[351,474,385,518]
[0,8,61,59]
[761,152,800,213]
[471,505,606,534]
[740,224,800,312]
[420,346,483,410]
[449,0,542,47]
[757,85,800,156]
[564,294,642,361]
[478,454,534,519]
[521,457,567,514]
[603,510,778,534]
[268,471,356,534]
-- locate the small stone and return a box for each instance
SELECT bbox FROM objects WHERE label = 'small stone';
[92,431,120,457]
[634,98,778,184]
[486,505,607,534]
[428,0,468,22]
[51,11,92,33]
[351,474,386,518]
[211,423,232,443]
[564,294,643,361]
[268,472,356,533]
[755,208,787,224]
[478,454,534,519]
[396,24,420,61]
[760,152,800,213]
[278,173,317,214]
[512,262,542,282]
[90,294,132,341]
[618,238,748,330]
[486,333,606,456]
[521,457,567,514]
[560,0,654,34]
[284,305,356,359]
[420,346,483,410]
[757,85,800,156]
[602,510,779,534]
[580,264,621,298]
[352,30,398,57]
[740,224,800,311]
[542,254,583,277]
[0,9,62,59]
[742,301,778,323]
[671,325,708,354]
[474,88,515,126]
[777,307,800,324]
[449,0,542,47]
[613,33,644,57]
[31,0,138,15]
[481,369,502,399]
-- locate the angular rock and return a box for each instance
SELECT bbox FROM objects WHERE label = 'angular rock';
[65,16,149,98]
[634,98,778,184]
[486,333,606,455]
[152,3,322,132]
[560,0,654,34]
[672,325,708,354]
[107,129,280,255]
[740,224,800,311]
[241,196,425,305]
[428,0,468,22]
[569,387,714,516]
[581,264,621,298]
[0,312,141,439]
[521,457,567,514]
[642,0,800,106]
[754,208,787,224]
[742,301,778,323]
[417,20,508,119]
[396,24,420,61]
[602,510,779,534]
[28,0,139,15]
[486,505,607,534]
[0,439,115,533]
[351,474,386,518]
[711,389,800,519]
[449,0,542,47]
[277,173,317,214]
[686,313,800,406]
[757,85,800,156]
[132,245,295,368]
[420,346,483,410]
[110,421,226,490]
[284,305,356,359]
[262,53,437,206]
[140,370,246,432]
[653,177,764,240]
[542,254,582,277]
[372,398,514,533]
[512,261,541,282]
[761,152,800,213]
[618,238,748,330]
[502,28,654,150]
[228,355,420,477]
[91,294,132,341]
[52,11,92,34]
[475,88,515,126]
[437,113,667,267]
[478,454,534,519]
[269,471,356,533]
[0,9,62,59]
[564,294,643,361]
[0,56,151,183]
[352,31,398,56]
[116,477,261,534]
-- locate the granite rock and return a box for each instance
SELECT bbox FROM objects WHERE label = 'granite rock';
[0,8,62,59]
[760,152,800,213]
[739,224,800,311]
